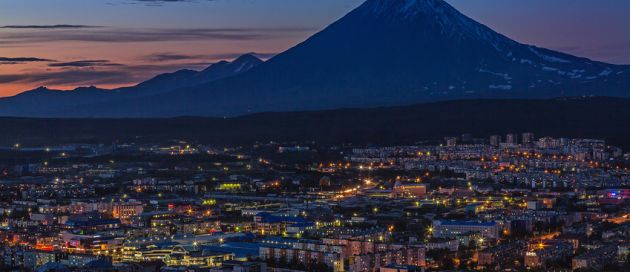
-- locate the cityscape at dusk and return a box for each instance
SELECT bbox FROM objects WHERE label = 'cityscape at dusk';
[1,0,630,271]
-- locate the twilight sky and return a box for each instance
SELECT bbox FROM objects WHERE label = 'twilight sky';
[0,0,629,97]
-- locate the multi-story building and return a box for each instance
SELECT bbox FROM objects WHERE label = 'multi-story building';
[572,245,618,271]
[444,137,457,147]
[350,246,426,272]
[506,134,518,145]
[432,220,500,240]
[254,213,309,236]
[524,240,573,268]
[112,201,144,223]
[476,242,525,269]
[522,133,535,144]
[392,182,427,198]
[259,243,344,270]
[489,135,501,147]
[379,265,423,272]
[165,246,234,267]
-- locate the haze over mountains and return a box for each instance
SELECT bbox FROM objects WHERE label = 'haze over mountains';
[1,0,629,118]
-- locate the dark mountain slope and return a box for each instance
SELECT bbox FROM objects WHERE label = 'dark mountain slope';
[114,53,263,97]
[46,0,630,117]
[1,97,629,148]
[0,54,263,117]
[1,0,628,118]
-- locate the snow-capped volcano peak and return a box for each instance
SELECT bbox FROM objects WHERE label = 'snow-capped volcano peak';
[362,0,456,18]
[356,0,515,52]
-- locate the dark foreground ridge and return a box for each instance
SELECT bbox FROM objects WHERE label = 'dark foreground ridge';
[1,97,630,147]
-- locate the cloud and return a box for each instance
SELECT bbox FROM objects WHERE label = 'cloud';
[0,57,52,62]
[550,41,630,64]
[0,27,311,45]
[550,46,581,52]
[0,57,54,65]
[122,0,215,6]
[0,61,212,87]
[48,60,123,68]
[0,70,133,86]
[0,25,100,29]
[141,52,210,62]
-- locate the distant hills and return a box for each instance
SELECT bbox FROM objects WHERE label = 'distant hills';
[0,0,628,117]
[0,54,263,117]
[1,97,630,148]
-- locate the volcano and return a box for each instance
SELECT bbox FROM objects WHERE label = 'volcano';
[1,0,629,117]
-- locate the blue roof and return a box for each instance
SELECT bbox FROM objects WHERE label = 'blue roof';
[153,241,179,248]
[258,243,292,249]
[65,218,120,227]
[202,242,261,258]
[439,220,496,227]
[261,237,319,244]
[290,222,315,228]
[257,213,308,224]
[36,263,69,272]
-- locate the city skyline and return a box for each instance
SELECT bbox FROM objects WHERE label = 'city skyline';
[1,0,630,96]
[1,2,630,271]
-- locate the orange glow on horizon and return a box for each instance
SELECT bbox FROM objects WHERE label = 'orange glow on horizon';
[0,34,296,97]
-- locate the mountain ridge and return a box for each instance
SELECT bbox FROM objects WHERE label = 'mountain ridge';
[0,53,264,117]
[0,0,628,117]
